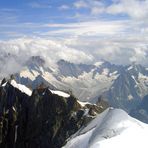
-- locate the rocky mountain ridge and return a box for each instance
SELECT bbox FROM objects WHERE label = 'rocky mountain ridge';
[12,56,148,112]
[0,78,108,148]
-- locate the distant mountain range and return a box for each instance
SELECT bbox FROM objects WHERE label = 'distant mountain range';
[0,56,148,147]
[12,56,148,112]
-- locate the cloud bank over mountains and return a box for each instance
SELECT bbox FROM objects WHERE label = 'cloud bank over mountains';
[0,34,147,77]
[0,0,148,76]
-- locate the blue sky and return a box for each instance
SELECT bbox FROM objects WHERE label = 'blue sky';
[0,0,130,39]
[0,0,148,39]
[0,0,76,22]
[0,0,148,67]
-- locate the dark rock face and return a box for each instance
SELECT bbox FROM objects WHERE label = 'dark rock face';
[0,80,106,148]
[57,59,95,78]
[103,70,141,112]
[0,81,29,148]
[130,95,148,123]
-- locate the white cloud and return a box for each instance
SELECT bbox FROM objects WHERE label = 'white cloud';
[91,7,104,15]
[74,1,88,9]
[0,13,148,78]
[73,0,148,20]
[73,0,106,15]
[130,47,148,64]
[61,28,148,66]
[0,37,94,76]
[107,0,148,19]
[44,20,126,37]
[0,0,148,77]
[59,5,70,10]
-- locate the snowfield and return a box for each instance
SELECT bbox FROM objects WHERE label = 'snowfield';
[64,108,148,148]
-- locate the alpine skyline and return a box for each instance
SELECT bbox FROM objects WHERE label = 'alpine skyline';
[0,0,148,67]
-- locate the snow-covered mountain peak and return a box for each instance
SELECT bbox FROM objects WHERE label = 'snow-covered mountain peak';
[25,56,53,74]
[64,108,148,148]
[26,56,45,67]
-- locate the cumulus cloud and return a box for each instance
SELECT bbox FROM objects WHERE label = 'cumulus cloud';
[0,37,94,77]
[0,57,22,78]
[107,0,148,19]
[62,32,148,66]
[73,0,148,20]
[0,30,147,78]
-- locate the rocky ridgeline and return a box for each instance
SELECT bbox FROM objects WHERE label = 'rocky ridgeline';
[0,78,108,148]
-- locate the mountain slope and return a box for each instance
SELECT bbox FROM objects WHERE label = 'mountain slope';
[13,56,148,111]
[130,95,148,123]
[64,108,148,148]
[0,78,107,148]
[103,69,141,111]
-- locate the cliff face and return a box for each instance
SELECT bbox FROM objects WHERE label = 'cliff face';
[130,95,148,123]
[0,79,107,148]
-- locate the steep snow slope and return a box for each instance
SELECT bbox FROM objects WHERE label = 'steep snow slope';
[11,79,32,96]
[64,108,148,148]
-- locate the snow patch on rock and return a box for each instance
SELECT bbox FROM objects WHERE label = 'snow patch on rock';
[10,80,32,96]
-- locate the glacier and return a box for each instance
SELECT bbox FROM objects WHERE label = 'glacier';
[64,108,148,148]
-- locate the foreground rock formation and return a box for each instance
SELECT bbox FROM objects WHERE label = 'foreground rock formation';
[0,78,108,148]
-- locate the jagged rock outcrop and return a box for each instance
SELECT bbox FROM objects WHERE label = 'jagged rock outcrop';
[0,79,107,148]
